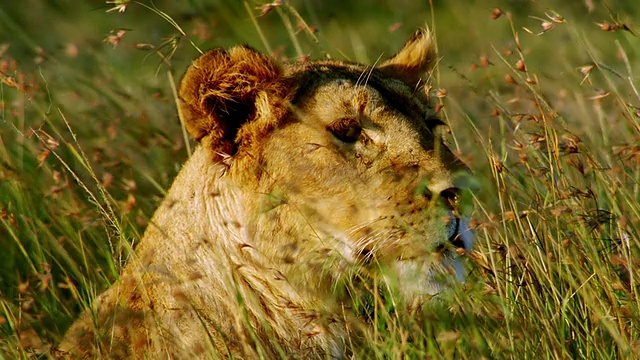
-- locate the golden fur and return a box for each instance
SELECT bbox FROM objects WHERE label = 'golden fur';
[57,29,473,359]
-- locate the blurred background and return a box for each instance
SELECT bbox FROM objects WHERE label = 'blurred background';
[0,0,638,357]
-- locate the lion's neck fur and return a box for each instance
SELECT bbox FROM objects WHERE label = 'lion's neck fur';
[130,146,346,357]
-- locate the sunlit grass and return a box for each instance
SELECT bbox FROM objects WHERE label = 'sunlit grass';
[0,1,638,358]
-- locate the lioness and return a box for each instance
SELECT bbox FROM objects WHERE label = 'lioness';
[58,29,473,359]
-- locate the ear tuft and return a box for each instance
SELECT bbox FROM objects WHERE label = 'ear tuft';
[378,29,436,88]
[178,46,287,155]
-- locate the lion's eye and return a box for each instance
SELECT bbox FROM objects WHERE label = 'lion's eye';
[328,117,362,143]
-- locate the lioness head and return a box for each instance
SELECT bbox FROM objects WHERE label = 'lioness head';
[178,29,473,297]
[58,30,474,359]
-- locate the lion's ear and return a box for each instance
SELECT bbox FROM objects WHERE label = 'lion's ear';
[178,46,287,155]
[378,29,436,88]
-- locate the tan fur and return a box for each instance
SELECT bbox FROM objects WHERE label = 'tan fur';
[378,28,437,87]
[57,30,473,359]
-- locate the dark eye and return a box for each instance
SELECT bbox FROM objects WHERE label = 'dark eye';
[328,117,362,143]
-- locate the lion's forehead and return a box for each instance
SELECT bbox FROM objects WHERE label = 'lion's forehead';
[285,60,433,125]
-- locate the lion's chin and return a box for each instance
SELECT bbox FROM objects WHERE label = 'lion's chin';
[390,253,466,297]
[386,217,474,297]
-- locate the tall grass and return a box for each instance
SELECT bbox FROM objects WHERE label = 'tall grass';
[0,0,638,358]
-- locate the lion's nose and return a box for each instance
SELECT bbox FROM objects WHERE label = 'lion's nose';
[419,185,461,213]
[438,187,467,250]
[439,187,461,212]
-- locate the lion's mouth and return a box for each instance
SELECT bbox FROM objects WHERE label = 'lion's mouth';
[447,217,474,253]
[353,217,474,296]
[448,217,464,248]
[355,216,474,263]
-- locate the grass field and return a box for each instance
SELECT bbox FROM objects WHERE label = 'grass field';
[1,0,639,358]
